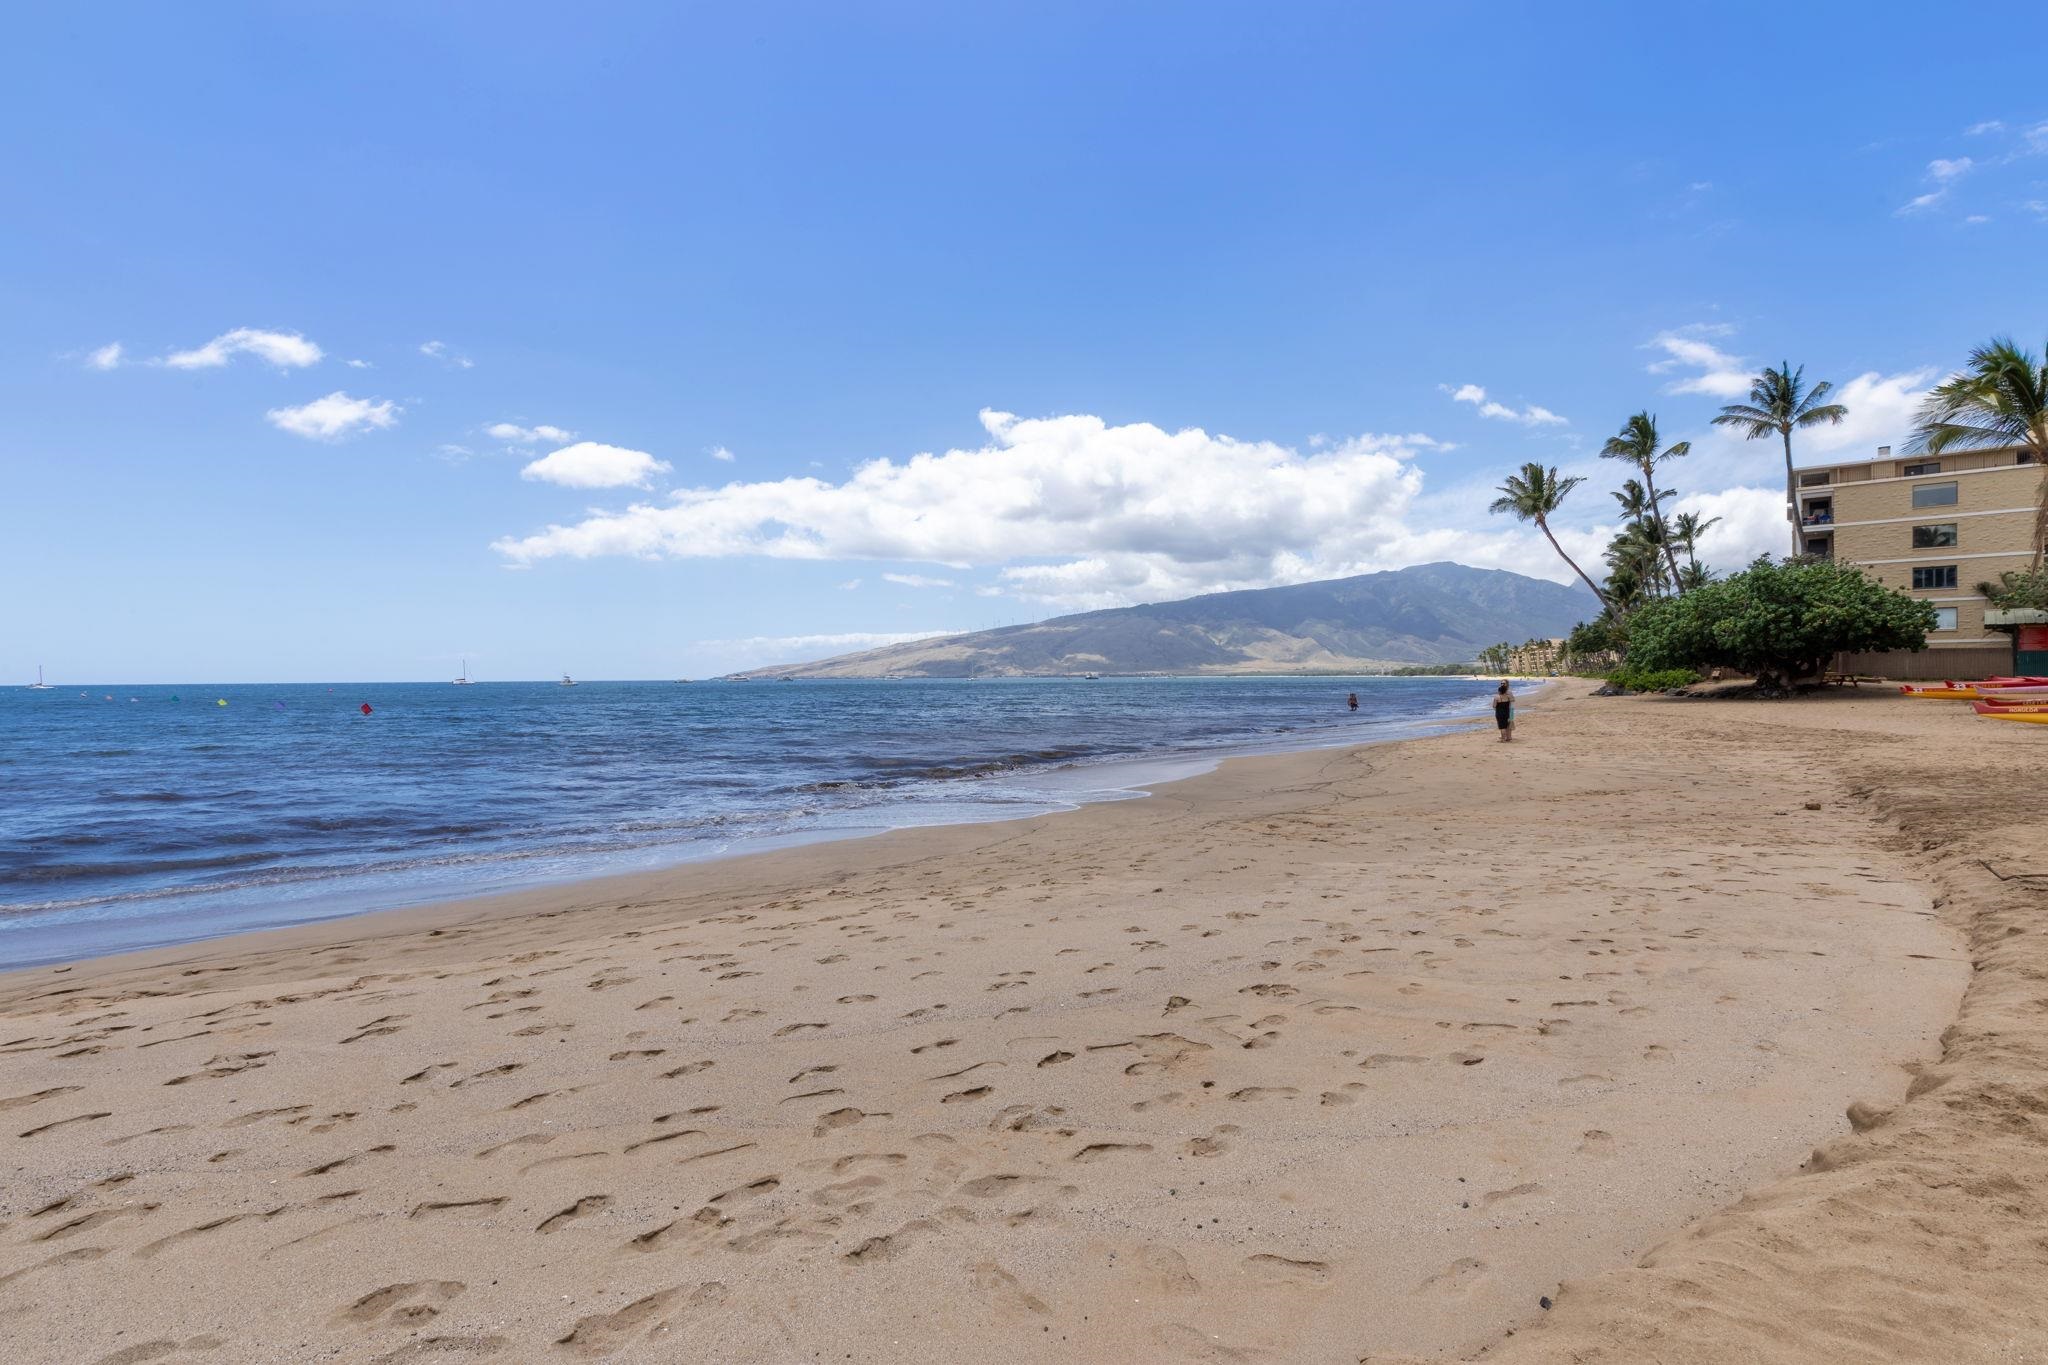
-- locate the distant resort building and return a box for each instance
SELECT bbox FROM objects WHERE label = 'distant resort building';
[1506,638,1565,676]
[1796,443,2043,678]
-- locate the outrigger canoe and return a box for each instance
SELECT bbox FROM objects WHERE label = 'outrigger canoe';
[1902,678,2048,700]
[1974,699,2048,715]
[1980,709,2048,725]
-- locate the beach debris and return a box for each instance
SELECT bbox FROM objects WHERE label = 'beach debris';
[1540,1295,1553,1310]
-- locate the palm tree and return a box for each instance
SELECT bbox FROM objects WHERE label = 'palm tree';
[1909,337,2048,570]
[1489,462,1610,608]
[1611,479,1676,595]
[1600,413,1691,592]
[1672,510,1721,576]
[1712,363,1848,557]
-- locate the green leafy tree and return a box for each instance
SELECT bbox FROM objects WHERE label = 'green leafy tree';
[1909,337,2048,570]
[1711,363,1848,556]
[1488,463,1610,609]
[1600,413,1691,593]
[1624,557,1935,693]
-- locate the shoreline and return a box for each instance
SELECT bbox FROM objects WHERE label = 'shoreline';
[4,686,2015,1363]
[2,686,1526,976]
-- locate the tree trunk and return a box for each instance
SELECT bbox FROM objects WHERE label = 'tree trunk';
[1538,517,1610,609]
[1642,465,1687,593]
[1784,426,1801,558]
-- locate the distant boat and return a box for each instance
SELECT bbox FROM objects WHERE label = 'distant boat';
[560,673,577,687]
[1082,672,1100,680]
[27,665,53,690]
[452,658,474,685]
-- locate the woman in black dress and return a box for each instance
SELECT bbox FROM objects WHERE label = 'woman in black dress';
[1493,680,1513,742]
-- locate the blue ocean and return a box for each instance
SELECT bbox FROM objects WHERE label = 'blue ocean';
[0,676,1498,967]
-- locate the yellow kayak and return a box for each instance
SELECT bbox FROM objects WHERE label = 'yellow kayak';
[1982,709,2048,725]
[1904,687,1984,700]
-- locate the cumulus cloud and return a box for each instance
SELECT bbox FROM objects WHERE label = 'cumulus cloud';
[419,340,474,369]
[519,441,671,489]
[85,342,123,370]
[1645,326,1754,397]
[488,422,577,444]
[1928,156,1974,181]
[490,408,1557,609]
[709,445,736,463]
[883,572,954,589]
[345,358,373,369]
[266,391,399,440]
[266,392,401,439]
[1672,485,1793,574]
[1441,382,1566,427]
[165,328,323,370]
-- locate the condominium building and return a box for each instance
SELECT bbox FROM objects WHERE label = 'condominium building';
[1505,638,1564,676]
[1795,443,2040,676]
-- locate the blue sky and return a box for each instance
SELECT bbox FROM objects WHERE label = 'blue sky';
[9,2,2048,682]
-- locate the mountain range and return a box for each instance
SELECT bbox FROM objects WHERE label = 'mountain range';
[731,562,1599,678]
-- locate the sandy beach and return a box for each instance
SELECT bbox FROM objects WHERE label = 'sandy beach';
[2,688,2042,1363]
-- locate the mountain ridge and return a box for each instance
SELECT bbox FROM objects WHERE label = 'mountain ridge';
[731,562,1598,678]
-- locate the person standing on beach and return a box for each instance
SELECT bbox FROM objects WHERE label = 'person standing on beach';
[1493,680,1514,742]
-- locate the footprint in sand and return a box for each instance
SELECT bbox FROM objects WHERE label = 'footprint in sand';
[335,1280,466,1326]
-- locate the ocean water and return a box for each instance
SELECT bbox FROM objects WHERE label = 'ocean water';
[0,676,1499,967]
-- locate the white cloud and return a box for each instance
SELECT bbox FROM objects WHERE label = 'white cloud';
[1896,190,1946,215]
[85,342,123,370]
[436,443,475,461]
[1673,485,1791,574]
[837,578,863,590]
[709,445,736,463]
[1966,120,2005,136]
[266,391,399,440]
[1927,156,1974,181]
[419,340,474,369]
[345,358,372,369]
[488,422,578,444]
[1966,214,1991,225]
[519,441,671,489]
[490,408,1543,610]
[883,572,954,589]
[1645,326,1754,397]
[164,328,323,370]
[1441,383,1567,427]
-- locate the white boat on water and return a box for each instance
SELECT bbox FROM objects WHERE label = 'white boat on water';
[560,673,577,687]
[27,665,54,690]
[453,658,474,685]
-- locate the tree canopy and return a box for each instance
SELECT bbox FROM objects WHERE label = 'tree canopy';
[1623,557,1934,691]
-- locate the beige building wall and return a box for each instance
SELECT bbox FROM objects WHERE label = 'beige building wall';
[1797,452,2041,651]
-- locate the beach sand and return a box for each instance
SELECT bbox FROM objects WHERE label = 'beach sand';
[2,688,2040,1363]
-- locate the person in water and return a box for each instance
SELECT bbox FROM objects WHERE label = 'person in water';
[1493,679,1514,742]
[1347,692,1359,711]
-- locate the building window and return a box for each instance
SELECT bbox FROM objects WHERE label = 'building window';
[1912,523,1958,549]
[1912,565,1958,590]
[1901,460,1941,476]
[1931,607,1959,631]
[1911,481,1959,508]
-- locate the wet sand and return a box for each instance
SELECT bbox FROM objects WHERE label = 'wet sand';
[4,688,2036,1363]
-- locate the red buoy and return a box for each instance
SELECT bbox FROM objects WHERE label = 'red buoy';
[360,702,373,715]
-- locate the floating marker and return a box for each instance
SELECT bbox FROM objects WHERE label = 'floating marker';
[216,699,228,707]
[360,702,373,715]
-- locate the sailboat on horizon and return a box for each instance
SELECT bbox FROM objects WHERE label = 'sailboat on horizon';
[452,658,474,685]
[27,665,54,690]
